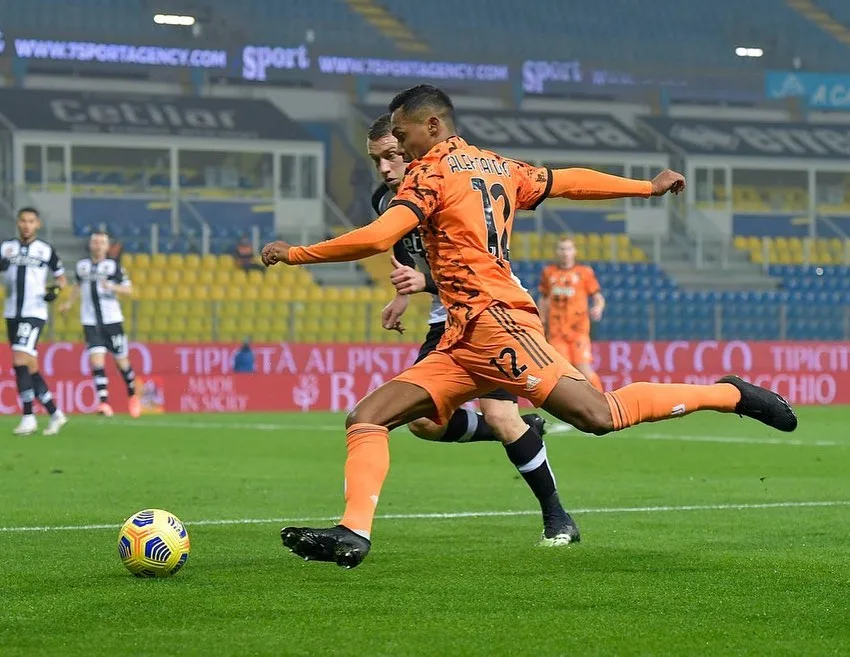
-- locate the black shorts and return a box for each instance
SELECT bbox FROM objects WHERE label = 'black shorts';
[416,322,518,403]
[84,323,128,357]
[6,317,46,357]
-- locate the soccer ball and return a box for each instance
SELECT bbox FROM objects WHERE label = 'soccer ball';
[118,509,191,577]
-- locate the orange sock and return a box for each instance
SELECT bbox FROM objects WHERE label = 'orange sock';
[586,370,604,393]
[339,423,390,540]
[604,382,741,430]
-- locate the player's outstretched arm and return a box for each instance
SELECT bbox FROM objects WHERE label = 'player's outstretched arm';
[262,205,420,266]
[548,168,685,200]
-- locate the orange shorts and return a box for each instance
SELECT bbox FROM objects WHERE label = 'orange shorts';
[548,334,593,366]
[394,305,585,425]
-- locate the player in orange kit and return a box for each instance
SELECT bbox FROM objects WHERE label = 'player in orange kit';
[261,85,797,568]
[539,238,604,392]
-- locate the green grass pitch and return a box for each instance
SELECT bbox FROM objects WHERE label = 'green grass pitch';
[1,408,849,656]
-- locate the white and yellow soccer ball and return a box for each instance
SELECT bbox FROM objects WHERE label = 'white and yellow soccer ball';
[118,509,191,577]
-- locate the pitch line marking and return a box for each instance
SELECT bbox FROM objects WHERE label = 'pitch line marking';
[93,418,843,447]
[2,500,847,533]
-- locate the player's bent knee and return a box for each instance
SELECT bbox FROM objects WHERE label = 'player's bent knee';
[407,417,444,441]
[345,406,376,429]
[574,403,614,436]
[480,402,524,441]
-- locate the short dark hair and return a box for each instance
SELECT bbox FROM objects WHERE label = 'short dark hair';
[388,85,454,122]
[17,206,39,218]
[367,113,393,141]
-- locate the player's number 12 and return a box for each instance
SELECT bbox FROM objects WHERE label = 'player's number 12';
[471,177,511,262]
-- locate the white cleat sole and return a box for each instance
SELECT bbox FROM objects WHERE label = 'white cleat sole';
[537,532,581,547]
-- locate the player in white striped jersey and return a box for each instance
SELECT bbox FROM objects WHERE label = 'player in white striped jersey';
[60,231,140,418]
[1,207,68,436]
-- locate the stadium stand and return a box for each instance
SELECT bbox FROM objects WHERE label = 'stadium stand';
[40,253,430,344]
[5,0,850,69]
[382,0,850,69]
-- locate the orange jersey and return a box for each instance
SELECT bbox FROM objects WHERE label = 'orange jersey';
[389,136,549,348]
[539,264,600,339]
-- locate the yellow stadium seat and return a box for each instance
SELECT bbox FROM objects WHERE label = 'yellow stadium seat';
[173,286,192,301]
[122,254,136,269]
[193,286,210,301]
[169,317,187,333]
[231,270,248,287]
[133,270,149,285]
[151,253,167,268]
[135,286,157,300]
[159,286,175,300]
[318,329,336,342]
[209,287,226,301]
[201,254,217,270]
[269,316,287,332]
[217,302,238,318]
[166,254,185,269]
[242,286,260,301]
[186,301,209,317]
[148,270,165,285]
[247,270,264,286]
[184,254,201,270]
[217,255,235,270]
[185,317,207,334]
[167,270,185,286]
[133,254,150,269]
[258,287,276,303]
[155,300,175,316]
[137,300,157,316]
[252,318,271,334]
[197,270,215,286]
[254,301,274,317]
[182,270,198,286]
[321,302,340,317]
[215,270,232,285]
[631,248,648,262]
[233,318,253,336]
[224,285,243,301]
[733,236,748,250]
[274,287,293,301]
[305,287,324,301]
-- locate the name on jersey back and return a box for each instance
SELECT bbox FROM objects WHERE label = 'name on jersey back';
[446,154,510,177]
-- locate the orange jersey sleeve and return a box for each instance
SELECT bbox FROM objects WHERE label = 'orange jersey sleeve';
[288,205,419,264]
[549,168,652,200]
[507,164,652,212]
[510,160,552,211]
[582,265,601,296]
